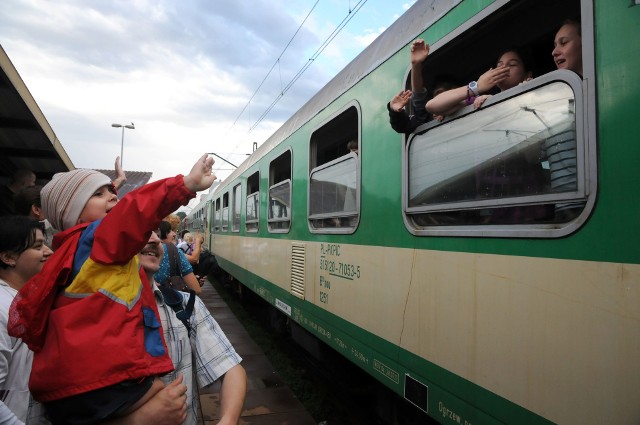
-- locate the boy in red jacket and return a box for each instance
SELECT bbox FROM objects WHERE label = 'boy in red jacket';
[9,154,216,424]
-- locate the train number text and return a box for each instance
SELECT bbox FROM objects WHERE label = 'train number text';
[320,243,341,256]
[319,291,329,304]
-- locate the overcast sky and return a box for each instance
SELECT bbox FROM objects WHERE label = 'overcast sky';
[0,0,415,197]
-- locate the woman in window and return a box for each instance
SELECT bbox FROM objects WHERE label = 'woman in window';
[552,18,582,76]
[545,18,583,220]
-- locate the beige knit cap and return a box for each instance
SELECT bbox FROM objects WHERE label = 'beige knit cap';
[41,169,112,231]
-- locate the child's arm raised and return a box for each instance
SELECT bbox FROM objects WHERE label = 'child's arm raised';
[92,155,216,265]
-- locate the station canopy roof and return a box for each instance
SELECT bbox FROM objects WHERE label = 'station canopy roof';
[0,45,74,184]
[96,169,153,199]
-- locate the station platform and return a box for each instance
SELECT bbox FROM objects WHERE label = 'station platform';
[195,281,317,424]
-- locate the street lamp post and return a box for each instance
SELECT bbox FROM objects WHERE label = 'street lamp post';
[111,122,135,168]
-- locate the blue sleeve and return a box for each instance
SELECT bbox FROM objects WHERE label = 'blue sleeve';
[154,244,170,284]
[177,249,193,275]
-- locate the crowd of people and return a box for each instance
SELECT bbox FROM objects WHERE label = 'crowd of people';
[0,155,246,424]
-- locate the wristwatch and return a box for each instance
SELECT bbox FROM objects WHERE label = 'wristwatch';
[468,81,479,97]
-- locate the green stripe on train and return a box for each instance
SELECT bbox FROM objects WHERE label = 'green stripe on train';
[217,256,554,425]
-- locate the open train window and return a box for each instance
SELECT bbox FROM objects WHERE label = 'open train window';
[406,71,588,237]
[246,171,259,232]
[222,192,229,232]
[232,183,241,232]
[401,0,594,237]
[308,102,360,233]
[407,0,580,106]
[213,198,221,233]
[268,150,291,233]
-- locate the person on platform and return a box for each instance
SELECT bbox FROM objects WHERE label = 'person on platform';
[8,155,216,424]
[0,170,36,216]
[139,230,246,424]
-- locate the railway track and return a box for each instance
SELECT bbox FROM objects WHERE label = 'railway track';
[210,276,437,425]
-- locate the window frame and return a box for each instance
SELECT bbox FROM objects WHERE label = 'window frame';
[307,101,361,234]
[403,70,595,238]
[213,198,221,233]
[268,149,292,233]
[221,192,229,232]
[308,153,359,233]
[232,183,242,233]
[245,171,260,233]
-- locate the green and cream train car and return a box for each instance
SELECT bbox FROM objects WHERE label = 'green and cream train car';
[182,189,216,248]
[207,0,639,423]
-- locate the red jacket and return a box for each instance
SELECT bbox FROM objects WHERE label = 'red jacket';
[8,176,194,401]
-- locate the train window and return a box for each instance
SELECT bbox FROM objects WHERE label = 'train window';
[246,171,259,232]
[397,0,594,237]
[202,203,208,235]
[309,156,358,230]
[222,192,229,232]
[268,150,291,233]
[214,198,221,233]
[232,183,241,232]
[308,102,360,233]
[406,71,587,237]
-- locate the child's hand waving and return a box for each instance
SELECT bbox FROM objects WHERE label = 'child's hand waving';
[184,154,217,193]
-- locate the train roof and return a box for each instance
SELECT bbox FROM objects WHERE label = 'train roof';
[0,45,74,183]
[214,0,461,192]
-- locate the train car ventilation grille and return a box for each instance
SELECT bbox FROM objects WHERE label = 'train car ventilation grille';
[290,243,305,299]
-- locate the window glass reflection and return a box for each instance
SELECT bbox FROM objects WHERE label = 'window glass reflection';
[269,180,291,230]
[310,156,357,217]
[408,82,583,225]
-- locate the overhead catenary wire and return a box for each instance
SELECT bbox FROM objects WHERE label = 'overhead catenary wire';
[230,0,320,129]
[248,0,369,132]
[219,0,369,179]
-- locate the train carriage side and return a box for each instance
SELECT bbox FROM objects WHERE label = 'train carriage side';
[183,190,215,247]
[210,0,640,424]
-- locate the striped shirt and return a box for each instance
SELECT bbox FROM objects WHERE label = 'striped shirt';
[153,282,242,424]
[544,128,577,192]
[0,280,48,424]
[543,128,582,212]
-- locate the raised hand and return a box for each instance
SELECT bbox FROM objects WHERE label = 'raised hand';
[390,90,412,112]
[410,39,430,65]
[113,156,127,190]
[184,154,217,193]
